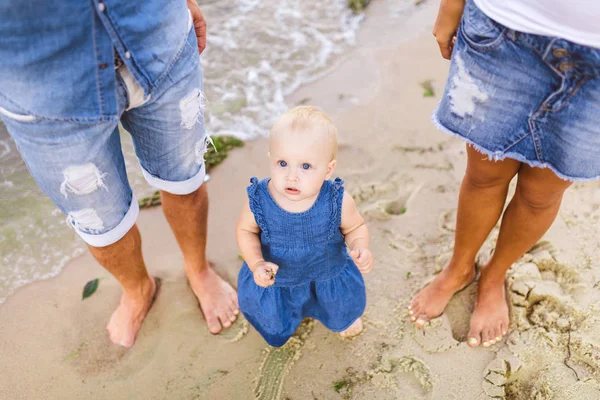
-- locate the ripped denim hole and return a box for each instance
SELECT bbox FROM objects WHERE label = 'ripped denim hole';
[448,55,489,118]
[66,208,104,232]
[180,89,206,130]
[60,163,108,199]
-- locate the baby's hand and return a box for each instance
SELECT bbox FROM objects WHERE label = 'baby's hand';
[252,261,279,288]
[350,248,374,274]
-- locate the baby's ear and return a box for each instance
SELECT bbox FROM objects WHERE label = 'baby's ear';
[325,159,337,179]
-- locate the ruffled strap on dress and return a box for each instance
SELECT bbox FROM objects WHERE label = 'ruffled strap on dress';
[247,177,270,242]
[328,177,344,239]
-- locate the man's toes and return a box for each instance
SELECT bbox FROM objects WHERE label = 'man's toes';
[229,307,238,322]
[219,309,235,329]
[226,308,237,323]
[230,293,239,309]
[206,314,222,334]
[229,299,240,315]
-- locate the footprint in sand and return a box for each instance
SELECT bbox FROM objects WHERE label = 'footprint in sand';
[218,316,249,343]
[253,319,314,400]
[354,180,422,221]
[413,315,460,353]
[482,241,600,399]
[382,229,418,253]
[508,244,585,333]
[368,356,434,395]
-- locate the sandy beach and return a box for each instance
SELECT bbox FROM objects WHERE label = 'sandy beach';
[2,1,600,399]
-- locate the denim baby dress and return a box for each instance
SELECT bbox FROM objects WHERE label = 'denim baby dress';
[238,177,366,347]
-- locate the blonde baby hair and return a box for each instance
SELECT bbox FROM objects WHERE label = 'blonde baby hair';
[270,106,338,160]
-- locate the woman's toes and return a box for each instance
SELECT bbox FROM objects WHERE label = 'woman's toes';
[482,330,493,347]
[468,324,483,347]
[415,315,428,329]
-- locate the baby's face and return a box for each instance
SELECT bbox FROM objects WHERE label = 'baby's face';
[268,128,336,205]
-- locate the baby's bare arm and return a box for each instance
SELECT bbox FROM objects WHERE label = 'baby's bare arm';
[340,191,369,251]
[235,198,264,271]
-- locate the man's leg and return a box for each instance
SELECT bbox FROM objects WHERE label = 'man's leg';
[467,164,572,347]
[3,112,155,347]
[161,184,238,334]
[88,225,157,347]
[409,145,521,326]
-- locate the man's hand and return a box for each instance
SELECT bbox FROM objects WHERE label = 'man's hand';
[187,0,207,54]
[252,261,279,288]
[350,248,374,274]
[433,0,465,59]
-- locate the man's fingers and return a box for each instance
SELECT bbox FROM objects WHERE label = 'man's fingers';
[195,20,207,53]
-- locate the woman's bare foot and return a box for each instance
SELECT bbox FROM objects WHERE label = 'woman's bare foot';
[409,261,476,328]
[467,270,509,347]
[106,276,158,348]
[187,264,239,334]
[340,318,363,338]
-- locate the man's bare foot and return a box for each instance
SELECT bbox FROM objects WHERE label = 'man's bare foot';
[106,276,158,348]
[187,264,239,334]
[467,271,509,347]
[340,318,363,338]
[409,261,476,328]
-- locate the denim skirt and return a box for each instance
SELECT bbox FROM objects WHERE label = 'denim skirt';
[434,0,600,182]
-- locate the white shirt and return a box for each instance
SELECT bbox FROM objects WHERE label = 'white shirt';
[474,0,600,49]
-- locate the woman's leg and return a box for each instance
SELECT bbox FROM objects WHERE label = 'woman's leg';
[410,145,520,326]
[468,164,572,347]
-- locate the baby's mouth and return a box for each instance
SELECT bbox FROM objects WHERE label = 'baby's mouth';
[285,187,300,195]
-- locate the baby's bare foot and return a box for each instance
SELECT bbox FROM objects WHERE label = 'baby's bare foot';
[409,262,475,328]
[106,276,158,348]
[340,318,363,338]
[187,264,239,334]
[467,272,509,348]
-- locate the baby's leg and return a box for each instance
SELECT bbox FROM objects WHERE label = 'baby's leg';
[340,317,363,338]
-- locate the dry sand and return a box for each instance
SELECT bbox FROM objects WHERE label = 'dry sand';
[2,1,600,399]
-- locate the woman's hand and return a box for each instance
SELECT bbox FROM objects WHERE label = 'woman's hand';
[433,0,465,59]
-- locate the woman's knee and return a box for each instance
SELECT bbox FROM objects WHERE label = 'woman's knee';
[516,171,571,209]
[464,147,520,189]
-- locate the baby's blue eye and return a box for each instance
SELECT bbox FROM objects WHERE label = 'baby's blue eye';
[302,163,310,170]
[278,160,287,167]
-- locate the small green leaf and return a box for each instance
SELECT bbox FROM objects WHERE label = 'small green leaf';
[420,80,435,97]
[82,278,100,300]
[334,379,349,393]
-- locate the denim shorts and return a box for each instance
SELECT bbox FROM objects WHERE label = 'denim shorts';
[0,21,209,247]
[434,0,600,182]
